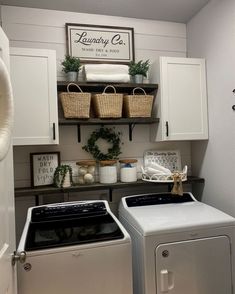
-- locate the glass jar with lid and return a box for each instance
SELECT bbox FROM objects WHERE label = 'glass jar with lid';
[99,160,117,184]
[76,160,96,184]
[119,159,137,183]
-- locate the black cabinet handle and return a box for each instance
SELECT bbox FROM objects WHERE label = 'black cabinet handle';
[166,121,169,137]
[53,123,56,140]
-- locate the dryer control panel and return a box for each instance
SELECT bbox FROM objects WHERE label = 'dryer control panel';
[125,192,194,207]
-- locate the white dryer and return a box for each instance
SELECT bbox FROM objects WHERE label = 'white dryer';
[119,192,235,294]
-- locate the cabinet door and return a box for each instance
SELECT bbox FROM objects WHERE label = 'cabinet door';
[156,236,232,294]
[10,48,59,145]
[154,57,208,141]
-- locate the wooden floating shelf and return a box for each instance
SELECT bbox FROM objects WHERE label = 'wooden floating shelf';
[57,81,158,94]
[57,81,159,141]
[59,117,159,125]
[15,177,205,204]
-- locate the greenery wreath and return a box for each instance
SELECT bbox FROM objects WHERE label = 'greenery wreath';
[82,127,122,161]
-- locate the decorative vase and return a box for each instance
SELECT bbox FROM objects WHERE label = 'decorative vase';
[62,171,72,188]
[67,71,78,81]
[54,165,73,188]
[134,74,144,84]
[130,75,135,83]
[55,171,72,188]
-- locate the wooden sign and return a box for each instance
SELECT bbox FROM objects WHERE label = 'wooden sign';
[30,152,60,187]
[66,23,135,64]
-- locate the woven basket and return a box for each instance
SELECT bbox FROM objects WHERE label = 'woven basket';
[93,85,123,118]
[59,83,91,118]
[124,87,154,117]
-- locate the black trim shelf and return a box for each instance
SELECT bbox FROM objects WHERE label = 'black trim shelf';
[15,177,205,205]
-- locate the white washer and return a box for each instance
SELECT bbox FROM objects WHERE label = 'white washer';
[119,192,235,294]
[17,200,132,294]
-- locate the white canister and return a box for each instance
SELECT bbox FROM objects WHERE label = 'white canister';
[119,159,137,183]
[76,160,96,184]
[99,160,117,184]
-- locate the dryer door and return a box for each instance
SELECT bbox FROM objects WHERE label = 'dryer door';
[156,236,232,294]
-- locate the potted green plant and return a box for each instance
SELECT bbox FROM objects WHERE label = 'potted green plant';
[61,55,81,81]
[53,164,73,188]
[128,59,150,83]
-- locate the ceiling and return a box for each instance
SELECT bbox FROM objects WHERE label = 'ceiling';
[0,0,210,23]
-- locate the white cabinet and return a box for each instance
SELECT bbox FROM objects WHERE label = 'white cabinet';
[10,47,59,145]
[152,57,208,141]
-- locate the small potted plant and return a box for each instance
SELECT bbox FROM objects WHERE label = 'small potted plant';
[61,55,81,81]
[128,59,150,83]
[53,164,73,188]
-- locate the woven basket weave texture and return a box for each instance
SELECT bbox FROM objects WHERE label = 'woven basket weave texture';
[124,87,153,117]
[93,85,123,118]
[60,83,91,118]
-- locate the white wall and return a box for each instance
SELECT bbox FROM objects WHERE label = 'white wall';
[1,6,187,83]
[187,0,235,216]
[1,5,192,188]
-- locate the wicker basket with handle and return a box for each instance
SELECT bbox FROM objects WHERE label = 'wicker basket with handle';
[59,83,91,118]
[93,85,123,118]
[123,87,154,117]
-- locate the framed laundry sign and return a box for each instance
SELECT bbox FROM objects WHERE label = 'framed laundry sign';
[66,23,135,64]
[30,152,61,187]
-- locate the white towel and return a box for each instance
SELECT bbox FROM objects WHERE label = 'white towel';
[144,166,171,175]
[147,162,172,174]
[143,167,167,175]
[84,64,129,75]
[86,73,130,83]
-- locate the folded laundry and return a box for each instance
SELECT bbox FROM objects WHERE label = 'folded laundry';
[142,165,171,175]
[84,64,129,75]
[143,167,167,175]
[147,162,172,174]
[86,73,130,83]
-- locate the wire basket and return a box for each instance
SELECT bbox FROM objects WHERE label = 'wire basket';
[123,87,154,117]
[93,85,123,118]
[142,166,187,183]
[59,83,91,118]
[142,150,187,183]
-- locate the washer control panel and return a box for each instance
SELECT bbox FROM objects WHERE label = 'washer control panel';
[31,202,107,222]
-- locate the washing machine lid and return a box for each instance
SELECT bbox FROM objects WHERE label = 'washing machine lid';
[18,200,131,253]
[120,193,235,236]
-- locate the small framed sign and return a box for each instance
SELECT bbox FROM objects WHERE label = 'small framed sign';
[144,150,182,172]
[66,23,135,64]
[30,152,61,187]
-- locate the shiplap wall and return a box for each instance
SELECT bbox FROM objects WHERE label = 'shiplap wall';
[1,6,192,241]
[1,5,191,188]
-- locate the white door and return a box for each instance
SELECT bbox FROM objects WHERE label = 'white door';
[0,27,17,293]
[156,236,232,294]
